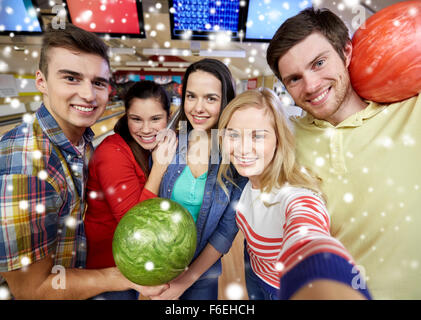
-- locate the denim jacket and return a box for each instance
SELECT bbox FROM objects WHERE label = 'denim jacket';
[159,142,247,280]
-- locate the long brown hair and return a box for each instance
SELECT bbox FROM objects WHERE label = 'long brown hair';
[114,81,170,176]
[217,88,325,201]
[178,58,236,132]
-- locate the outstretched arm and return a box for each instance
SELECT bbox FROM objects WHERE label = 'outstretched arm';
[291,280,365,300]
[278,192,371,300]
[1,255,168,300]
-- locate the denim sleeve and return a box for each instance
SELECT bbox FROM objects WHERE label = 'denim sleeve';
[208,207,239,255]
[208,177,246,255]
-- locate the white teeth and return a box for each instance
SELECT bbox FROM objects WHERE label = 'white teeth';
[193,115,208,120]
[141,136,155,141]
[312,89,329,103]
[73,105,94,112]
[235,156,257,163]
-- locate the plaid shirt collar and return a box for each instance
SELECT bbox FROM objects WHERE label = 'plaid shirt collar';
[36,103,95,154]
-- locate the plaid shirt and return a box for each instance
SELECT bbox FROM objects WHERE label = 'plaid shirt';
[0,104,94,282]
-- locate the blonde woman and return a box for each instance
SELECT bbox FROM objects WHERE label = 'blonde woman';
[217,88,371,300]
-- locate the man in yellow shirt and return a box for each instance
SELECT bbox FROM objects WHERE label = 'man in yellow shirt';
[266,7,421,299]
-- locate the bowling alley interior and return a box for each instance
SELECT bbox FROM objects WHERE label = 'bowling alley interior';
[0,0,405,300]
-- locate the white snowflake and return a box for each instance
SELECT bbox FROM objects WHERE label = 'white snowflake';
[160,200,170,211]
[171,212,182,224]
[275,262,285,272]
[402,134,415,146]
[343,192,354,203]
[32,150,42,159]
[0,60,8,72]
[38,170,48,180]
[225,282,244,300]
[35,203,45,214]
[410,260,419,270]
[299,226,308,236]
[89,191,97,199]
[0,286,11,300]
[19,200,28,210]
[21,256,31,266]
[145,261,154,271]
[315,156,325,167]
[65,216,77,229]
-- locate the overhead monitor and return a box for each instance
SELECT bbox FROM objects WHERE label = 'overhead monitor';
[243,0,313,42]
[169,0,248,41]
[64,0,146,38]
[0,0,43,35]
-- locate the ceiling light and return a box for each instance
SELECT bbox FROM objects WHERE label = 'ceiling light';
[161,62,191,68]
[125,61,151,67]
[110,47,136,55]
[199,49,246,58]
[143,67,169,72]
[143,48,182,56]
[142,48,246,58]
[113,67,142,71]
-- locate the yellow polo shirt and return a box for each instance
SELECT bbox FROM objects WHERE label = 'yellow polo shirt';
[292,94,421,299]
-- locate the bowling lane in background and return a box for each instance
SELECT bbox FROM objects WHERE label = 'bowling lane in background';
[219,232,249,300]
[90,105,125,147]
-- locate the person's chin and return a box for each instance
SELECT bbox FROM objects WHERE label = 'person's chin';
[190,124,213,132]
[304,101,336,120]
[69,118,97,130]
[235,165,263,179]
[139,141,157,150]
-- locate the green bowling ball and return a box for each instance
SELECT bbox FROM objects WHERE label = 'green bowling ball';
[112,198,197,286]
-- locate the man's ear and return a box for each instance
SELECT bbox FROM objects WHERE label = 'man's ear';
[343,41,353,68]
[35,70,47,94]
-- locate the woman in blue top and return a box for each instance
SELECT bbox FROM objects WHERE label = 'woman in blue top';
[154,59,247,300]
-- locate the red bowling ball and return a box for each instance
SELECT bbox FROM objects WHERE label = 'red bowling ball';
[349,0,421,103]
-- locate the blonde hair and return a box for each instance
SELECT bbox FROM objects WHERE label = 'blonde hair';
[217,88,325,201]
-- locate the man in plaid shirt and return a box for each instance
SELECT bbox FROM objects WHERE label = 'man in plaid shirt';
[0,24,167,299]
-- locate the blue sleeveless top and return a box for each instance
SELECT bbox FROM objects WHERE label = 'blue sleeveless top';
[170,166,207,223]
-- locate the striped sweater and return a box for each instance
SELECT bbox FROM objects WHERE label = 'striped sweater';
[236,181,371,299]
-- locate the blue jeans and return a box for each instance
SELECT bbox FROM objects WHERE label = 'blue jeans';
[244,245,279,300]
[180,277,219,300]
[90,289,138,300]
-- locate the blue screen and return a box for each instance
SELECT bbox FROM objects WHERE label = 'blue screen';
[245,0,312,41]
[0,0,42,33]
[171,0,241,39]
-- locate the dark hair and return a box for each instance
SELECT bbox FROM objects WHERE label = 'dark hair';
[179,58,236,132]
[267,7,350,81]
[114,80,170,176]
[39,23,110,78]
